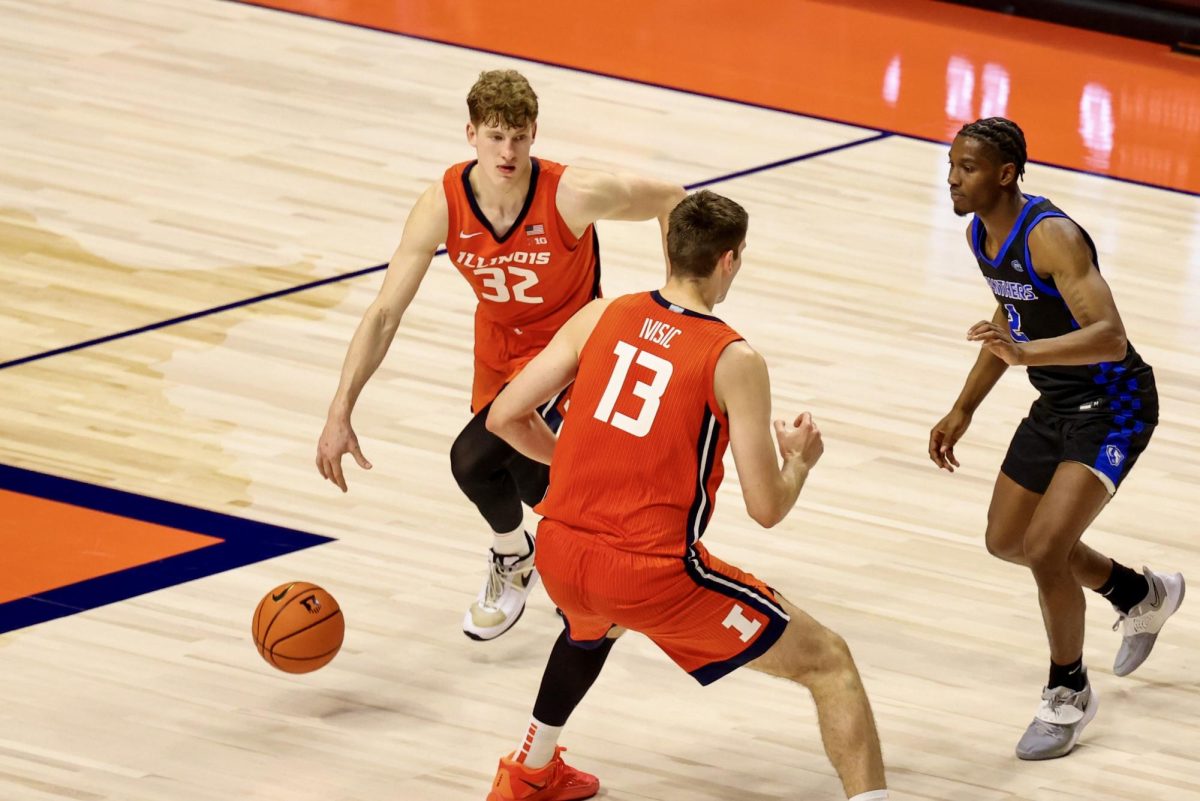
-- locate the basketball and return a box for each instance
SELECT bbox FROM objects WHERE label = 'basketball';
[252,581,344,674]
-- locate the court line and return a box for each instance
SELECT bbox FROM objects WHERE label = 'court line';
[222,0,1199,200]
[0,132,890,372]
[0,463,333,634]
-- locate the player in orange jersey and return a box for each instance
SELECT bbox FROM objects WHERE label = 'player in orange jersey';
[315,70,685,641]
[483,191,888,801]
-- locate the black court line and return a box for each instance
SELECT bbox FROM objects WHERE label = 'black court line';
[0,132,890,372]
[221,0,1199,200]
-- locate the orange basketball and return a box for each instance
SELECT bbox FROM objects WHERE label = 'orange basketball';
[252,581,344,674]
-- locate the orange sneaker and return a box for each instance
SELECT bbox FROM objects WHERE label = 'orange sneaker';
[486,747,599,801]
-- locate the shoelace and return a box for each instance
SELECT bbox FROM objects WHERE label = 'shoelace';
[1112,612,1126,633]
[1033,690,1073,729]
[483,552,529,607]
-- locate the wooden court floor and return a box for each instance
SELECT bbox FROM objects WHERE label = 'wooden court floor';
[1,1,1198,800]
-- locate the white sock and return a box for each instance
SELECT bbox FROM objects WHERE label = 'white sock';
[848,790,889,801]
[515,716,562,769]
[492,526,529,556]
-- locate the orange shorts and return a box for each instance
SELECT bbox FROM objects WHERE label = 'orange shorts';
[472,314,557,412]
[535,519,790,685]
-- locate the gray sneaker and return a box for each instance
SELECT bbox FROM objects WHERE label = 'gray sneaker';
[1015,682,1098,760]
[1112,566,1185,677]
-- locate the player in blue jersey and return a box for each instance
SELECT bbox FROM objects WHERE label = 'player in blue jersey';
[930,117,1184,760]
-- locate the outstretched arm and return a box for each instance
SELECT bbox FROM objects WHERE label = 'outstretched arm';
[556,167,686,274]
[316,181,447,491]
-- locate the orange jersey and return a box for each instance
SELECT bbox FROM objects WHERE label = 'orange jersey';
[536,291,744,557]
[443,158,601,411]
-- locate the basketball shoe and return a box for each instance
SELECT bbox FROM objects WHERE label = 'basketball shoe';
[1015,681,1098,760]
[463,532,538,640]
[487,747,598,801]
[1111,566,1185,677]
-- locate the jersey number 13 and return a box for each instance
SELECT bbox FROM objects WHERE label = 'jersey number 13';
[593,341,673,437]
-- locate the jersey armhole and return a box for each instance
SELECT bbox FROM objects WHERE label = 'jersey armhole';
[441,166,463,254]
[706,335,745,424]
[1024,211,1070,299]
[552,166,587,250]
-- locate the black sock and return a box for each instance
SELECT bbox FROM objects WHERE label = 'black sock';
[1048,657,1087,692]
[531,631,616,727]
[1096,560,1149,614]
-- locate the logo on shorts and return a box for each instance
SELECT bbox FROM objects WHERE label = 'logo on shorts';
[1010,259,1024,273]
[1106,445,1125,467]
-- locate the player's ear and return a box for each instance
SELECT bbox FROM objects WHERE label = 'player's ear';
[719,249,734,276]
[530,121,537,143]
[466,122,476,146]
[999,162,1017,188]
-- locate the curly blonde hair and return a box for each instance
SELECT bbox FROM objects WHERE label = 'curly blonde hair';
[466,70,538,129]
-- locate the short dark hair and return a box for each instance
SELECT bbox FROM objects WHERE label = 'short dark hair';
[666,190,748,279]
[958,117,1027,180]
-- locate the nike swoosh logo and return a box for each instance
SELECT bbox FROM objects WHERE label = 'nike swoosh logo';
[459,231,483,239]
[272,583,296,602]
[520,779,545,792]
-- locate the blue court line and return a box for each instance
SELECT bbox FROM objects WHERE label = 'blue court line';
[0,463,333,634]
[223,0,1199,200]
[0,133,889,372]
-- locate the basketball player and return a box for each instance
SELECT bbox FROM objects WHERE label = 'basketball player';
[482,191,888,801]
[314,70,685,641]
[931,117,1184,760]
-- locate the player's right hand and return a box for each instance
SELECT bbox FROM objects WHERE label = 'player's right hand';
[929,408,971,472]
[316,416,372,492]
[774,412,824,469]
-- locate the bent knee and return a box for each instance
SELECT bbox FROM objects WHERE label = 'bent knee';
[786,627,855,683]
[1023,530,1073,570]
[985,529,1024,562]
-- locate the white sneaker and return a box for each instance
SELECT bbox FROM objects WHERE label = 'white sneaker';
[1112,566,1185,677]
[462,533,538,641]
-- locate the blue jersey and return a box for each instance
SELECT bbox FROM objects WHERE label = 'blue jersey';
[970,196,1156,417]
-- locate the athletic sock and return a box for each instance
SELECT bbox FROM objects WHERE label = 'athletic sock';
[1048,657,1087,692]
[848,791,889,801]
[515,716,563,769]
[1097,559,1149,614]
[492,527,531,556]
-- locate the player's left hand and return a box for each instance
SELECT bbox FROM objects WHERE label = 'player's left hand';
[966,320,1025,365]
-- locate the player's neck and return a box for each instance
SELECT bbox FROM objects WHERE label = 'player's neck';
[659,279,716,315]
[976,191,1029,244]
[468,162,533,215]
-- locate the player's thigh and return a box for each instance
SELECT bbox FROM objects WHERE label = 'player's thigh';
[627,549,790,686]
[985,471,1043,562]
[747,594,853,683]
[1022,461,1112,566]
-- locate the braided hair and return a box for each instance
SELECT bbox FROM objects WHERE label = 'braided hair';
[958,117,1027,180]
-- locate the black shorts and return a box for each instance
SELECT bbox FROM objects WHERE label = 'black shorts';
[1001,398,1155,494]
